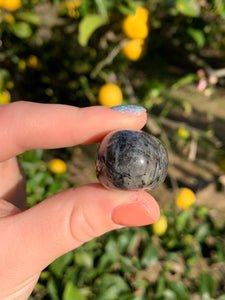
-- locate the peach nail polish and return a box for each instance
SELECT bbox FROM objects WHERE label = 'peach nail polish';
[111,202,159,226]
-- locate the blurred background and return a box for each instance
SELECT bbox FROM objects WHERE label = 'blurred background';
[0,0,225,299]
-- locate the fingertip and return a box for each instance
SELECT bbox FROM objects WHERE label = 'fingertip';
[111,191,160,227]
[110,104,147,115]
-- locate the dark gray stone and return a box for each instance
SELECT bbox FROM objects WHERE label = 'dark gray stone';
[96,130,168,190]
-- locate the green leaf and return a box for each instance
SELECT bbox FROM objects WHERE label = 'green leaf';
[168,281,189,300]
[141,244,158,267]
[200,272,217,300]
[117,229,134,253]
[155,274,166,297]
[176,0,200,17]
[74,250,94,268]
[187,27,205,48]
[95,273,129,295]
[163,289,177,300]
[216,242,225,262]
[105,238,120,256]
[0,69,11,90]
[217,295,225,300]
[117,3,136,15]
[172,73,199,90]
[63,282,86,300]
[176,210,191,230]
[79,0,91,16]
[15,11,40,25]
[47,278,60,300]
[97,252,117,270]
[195,206,209,218]
[127,231,144,254]
[195,223,210,243]
[10,22,32,39]
[78,14,108,46]
[94,0,108,15]
[49,251,73,277]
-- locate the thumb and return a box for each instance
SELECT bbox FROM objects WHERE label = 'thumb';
[1,184,159,282]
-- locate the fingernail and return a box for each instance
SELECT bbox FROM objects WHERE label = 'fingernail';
[111,105,146,115]
[111,202,159,227]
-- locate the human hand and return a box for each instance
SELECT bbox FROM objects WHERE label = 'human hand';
[0,101,160,300]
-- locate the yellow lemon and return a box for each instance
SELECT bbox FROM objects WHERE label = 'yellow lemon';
[122,6,149,39]
[184,234,194,244]
[175,187,195,210]
[122,39,145,61]
[177,127,190,140]
[27,55,39,69]
[1,0,21,11]
[3,13,15,24]
[0,0,5,7]
[98,83,123,107]
[152,215,168,236]
[49,158,67,174]
[0,90,11,104]
[6,81,14,90]
[18,60,26,72]
[135,6,149,23]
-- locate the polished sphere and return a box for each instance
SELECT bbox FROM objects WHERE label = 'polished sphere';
[96,130,168,190]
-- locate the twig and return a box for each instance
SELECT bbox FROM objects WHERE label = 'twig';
[189,53,213,74]
[119,74,139,104]
[159,117,222,147]
[208,68,225,79]
[90,39,128,79]
[188,139,198,162]
[189,53,225,79]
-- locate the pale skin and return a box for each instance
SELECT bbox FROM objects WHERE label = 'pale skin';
[0,101,160,300]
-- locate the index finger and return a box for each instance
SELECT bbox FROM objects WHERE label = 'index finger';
[0,101,147,162]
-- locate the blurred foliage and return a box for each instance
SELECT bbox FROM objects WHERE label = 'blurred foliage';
[1,0,225,106]
[21,146,224,299]
[1,0,225,299]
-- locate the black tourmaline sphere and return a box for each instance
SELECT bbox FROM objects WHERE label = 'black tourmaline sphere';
[96,130,168,190]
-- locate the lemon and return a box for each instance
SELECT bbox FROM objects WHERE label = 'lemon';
[152,214,168,236]
[122,6,149,39]
[177,127,190,140]
[175,187,195,210]
[184,234,194,244]
[122,17,149,39]
[49,158,67,174]
[62,0,81,17]
[122,39,145,61]
[98,83,123,107]
[18,60,26,72]
[135,6,149,23]
[0,90,11,104]
[0,0,5,7]
[1,0,21,11]
[3,13,15,24]
[27,55,39,69]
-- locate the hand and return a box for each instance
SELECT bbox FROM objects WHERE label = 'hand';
[0,101,159,300]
